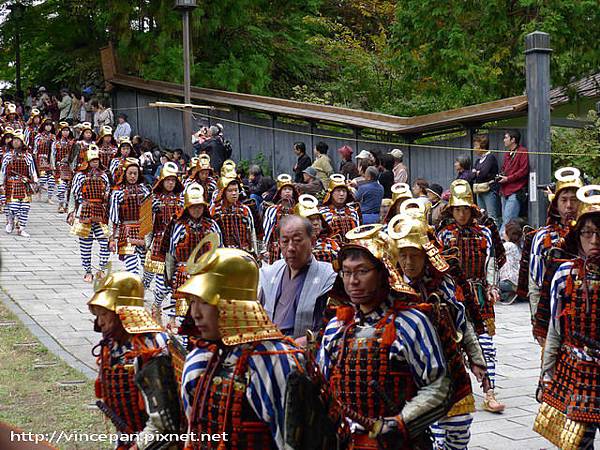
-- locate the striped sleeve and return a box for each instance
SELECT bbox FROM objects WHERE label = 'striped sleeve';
[390,309,447,387]
[109,188,123,225]
[549,261,574,334]
[246,340,304,449]
[436,228,453,248]
[169,222,186,255]
[25,153,38,182]
[0,153,9,183]
[109,158,120,178]
[207,219,223,245]
[317,316,345,380]
[180,347,213,423]
[440,276,466,334]
[480,225,494,284]
[529,228,549,288]
[262,205,277,245]
[70,173,84,202]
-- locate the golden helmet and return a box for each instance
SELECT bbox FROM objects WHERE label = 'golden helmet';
[294,194,321,219]
[57,121,71,133]
[2,126,15,138]
[388,201,449,272]
[98,125,113,139]
[188,156,200,170]
[323,174,354,204]
[30,108,41,117]
[11,129,26,143]
[183,183,208,209]
[217,161,238,190]
[158,161,179,181]
[448,179,474,208]
[344,224,390,261]
[391,183,412,204]
[276,173,294,190]
[79,121,93,133]
[86,144,100,162]
[575,185,600,225]
[549,167,584,203]
[5,103,17,115]
[88,271,162,334]
[118,136,133,149]
[177,234,282,345]
[220,159,236,178]
[122,157,140,170]
[198,154,212,170]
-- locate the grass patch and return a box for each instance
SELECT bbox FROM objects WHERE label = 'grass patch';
[0,300,107,449]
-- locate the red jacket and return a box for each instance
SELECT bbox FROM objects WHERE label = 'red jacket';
[500,145,529,196]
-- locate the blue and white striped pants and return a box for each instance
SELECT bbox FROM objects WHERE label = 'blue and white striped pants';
[478,333,497,388]
[153,274,169,308]
[122,246,146,275]
[56,180,70,204]
[431,413,473,450]
[5,201,31,228]
[79,223,109,273]
[39,173,55,198]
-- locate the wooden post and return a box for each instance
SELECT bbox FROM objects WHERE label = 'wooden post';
[525,31,552,228]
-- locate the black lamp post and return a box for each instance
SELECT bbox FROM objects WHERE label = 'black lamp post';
[174,0,197,156]
[9,2,25,100]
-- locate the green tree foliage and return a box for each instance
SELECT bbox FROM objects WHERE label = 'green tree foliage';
[552,111,600,183]
[0,0,598,118]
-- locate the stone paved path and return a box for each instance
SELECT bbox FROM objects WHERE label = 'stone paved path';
[1,198,598,448]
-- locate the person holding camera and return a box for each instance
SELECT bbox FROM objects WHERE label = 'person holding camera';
[497,130,529,233]
[473,134,501,225]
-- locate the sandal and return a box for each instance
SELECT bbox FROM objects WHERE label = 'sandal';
[83,272,94,283]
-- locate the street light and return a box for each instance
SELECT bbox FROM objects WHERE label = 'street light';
[8,2,25,100]
[174,0,197,156]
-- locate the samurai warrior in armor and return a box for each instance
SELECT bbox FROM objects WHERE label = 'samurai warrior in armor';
[143,161,184,322]
[89,271,180,449]
[109,158,151,275]
[165,184,222,328]
[526,167,582,345]
[33,117,56,202]
[179,240,305,449]
[534,184,600,449]
[67,144,111,282]
[185,154,217,200]
[73,122,97,168]
[317,224,452,449]
[319,173,361,244]
[109,137,136,185]
[97,125,118,171]
[262,174,299,264]
[209,161,258,256]
[436,179,506,413]
[24,107,42,148]
[389,200,488,450]
[0,129,38,238]
[295,193,340,264]
[51,122,76,213]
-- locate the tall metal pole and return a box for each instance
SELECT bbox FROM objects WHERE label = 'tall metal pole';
[525,31,552,228]
[182,10,193,156]
[15,16,21,99]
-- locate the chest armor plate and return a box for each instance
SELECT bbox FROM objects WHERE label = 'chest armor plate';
[99,145,116,168]
[120,185,145,222]
[175,220,213,263]
[329,208,358,242]
[216,207,250,249]
[330,318,418,420]
[154,194,182,235]
[190,351,274,450]
[97,347,148,433]
[451,227,487,281]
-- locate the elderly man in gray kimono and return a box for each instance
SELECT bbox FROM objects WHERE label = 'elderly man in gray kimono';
[259,214,336,340]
